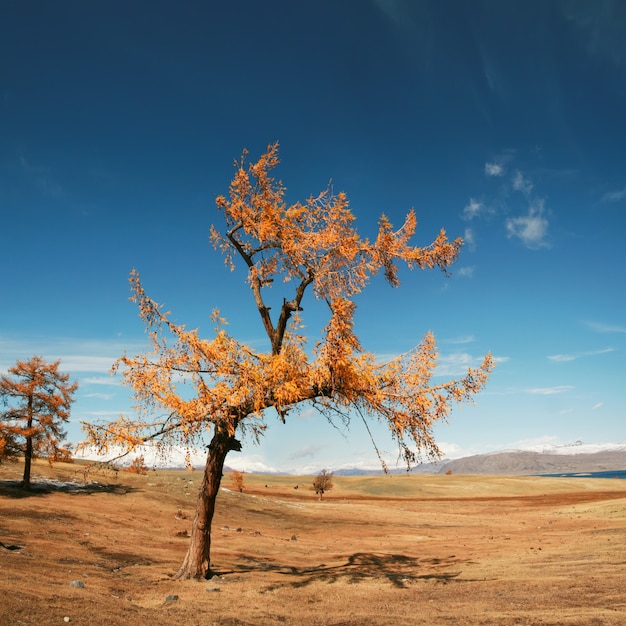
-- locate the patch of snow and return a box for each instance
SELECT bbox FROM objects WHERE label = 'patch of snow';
[516,441,626,455]
[75,444,208,469]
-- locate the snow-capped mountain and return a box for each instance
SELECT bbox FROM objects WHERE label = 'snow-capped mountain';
[437,442,626,476]
[75,441,626,476]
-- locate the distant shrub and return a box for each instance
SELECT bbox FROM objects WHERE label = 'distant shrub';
[313,469,333,500]
[48,446,74,464]
[230,470,245,492]
[125,455,148,475]
[445,469,453,475]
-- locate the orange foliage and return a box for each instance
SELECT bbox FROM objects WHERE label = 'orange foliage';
[1,357,78,484]
[82,143,493,470]
[125,455,148,475]
[230,470,245,493]
[48,446,74,464]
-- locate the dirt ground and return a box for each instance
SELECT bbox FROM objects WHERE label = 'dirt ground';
[1,460,625,626]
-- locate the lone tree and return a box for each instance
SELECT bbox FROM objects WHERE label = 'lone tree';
[82,143,493,579]
[230,469,245,493]
[0,356,78,489]
[313,469,333,500]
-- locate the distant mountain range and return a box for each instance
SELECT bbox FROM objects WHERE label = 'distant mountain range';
[313,442,626,476]
[78,441,626,476]
[436,442,626,476]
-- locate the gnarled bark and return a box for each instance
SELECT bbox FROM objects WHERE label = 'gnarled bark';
[175,423,241,580]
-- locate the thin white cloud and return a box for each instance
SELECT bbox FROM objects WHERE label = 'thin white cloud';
[463,227,475,250]
[435,352,488,377]
[527,385,574,395]
[457,266,475,278]
[463,198,482,220]
[83,392,114,401]
[548,348,615,362]
[287,444,325,461]
[592,402,604,410]
[82,376,120,386]
[512,170,534,195]
[547,354,577,363]
[445,335,475,345]
[602,188,626,202]
[57,355,118,373]
[485,162,504,176]
[0,335,148,375]
[505,201,549,249]
[585,321,626,334]
[473,159,553,250]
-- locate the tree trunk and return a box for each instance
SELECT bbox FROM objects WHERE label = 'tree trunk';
[21,435,32,490]
[175,423,241,580]
[21,404,33,490]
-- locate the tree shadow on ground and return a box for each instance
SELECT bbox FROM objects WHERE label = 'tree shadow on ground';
[0,479,137,499]
[221,552,476,589]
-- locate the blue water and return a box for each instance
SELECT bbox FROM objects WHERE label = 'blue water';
[538,470,626,479]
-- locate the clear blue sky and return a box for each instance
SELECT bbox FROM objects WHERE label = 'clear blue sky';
[1,1,625,472]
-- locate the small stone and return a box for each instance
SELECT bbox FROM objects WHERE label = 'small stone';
[64,618,71,623]
[165,594,179,603]
[69,580,85,589]
[290,534,297,541]
[205,586,221,592]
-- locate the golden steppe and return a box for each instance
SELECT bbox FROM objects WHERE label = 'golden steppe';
[1,459,625,625]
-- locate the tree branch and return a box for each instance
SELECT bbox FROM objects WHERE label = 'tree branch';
[272,271,314,355]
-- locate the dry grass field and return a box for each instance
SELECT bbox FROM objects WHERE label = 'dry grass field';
[1,459,625,625]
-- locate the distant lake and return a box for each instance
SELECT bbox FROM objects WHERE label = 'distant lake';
[538,470,626,480]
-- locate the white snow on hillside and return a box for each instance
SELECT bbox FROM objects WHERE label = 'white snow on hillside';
[516,440,626,455]
[75,440,626,474]
[75,444,209,469]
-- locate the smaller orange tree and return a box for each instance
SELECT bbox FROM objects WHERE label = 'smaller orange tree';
[125,455,149,475]
[0,357,78,489]
[230,469,245,493]
[313,469,333,500]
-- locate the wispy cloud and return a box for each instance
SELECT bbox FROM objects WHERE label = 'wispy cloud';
[463,198,482,220]
[435,352,489,377]
[602,188,626,202]
[527,385,574,395]
[56,355,119,373]
[469,157,551,251]
[512,170,534,196]
[445,335,475,345]
[463,227,475,250]
[287,444,325,461]
[507,170,550,248]
[82,376,120,386]
[548,348,615,362]
[506,200,549,249]
[585,321,626,334]
[83,392,114,401]
[0,335,147,375]
[456,266,475,278]
[592,402,604,410]
[485,162,504,176]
